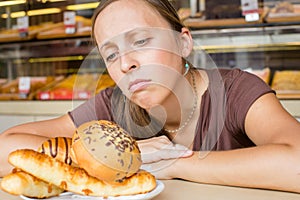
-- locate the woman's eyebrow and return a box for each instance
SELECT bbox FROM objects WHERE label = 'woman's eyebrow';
[125,29,150,39]
[99,28,152,51]
[99,41,114,52]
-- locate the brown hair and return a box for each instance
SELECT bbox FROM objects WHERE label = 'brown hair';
[91,0,185,139]
[91,0,184,38]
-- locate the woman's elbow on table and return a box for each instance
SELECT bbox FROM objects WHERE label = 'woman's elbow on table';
[0,114,75,177]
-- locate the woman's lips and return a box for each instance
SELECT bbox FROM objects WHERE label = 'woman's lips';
[128,79,152,93]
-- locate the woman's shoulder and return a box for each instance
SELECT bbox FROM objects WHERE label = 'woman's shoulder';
[202,67,267,88]
[199,67,274,110]
[203,67,245,79]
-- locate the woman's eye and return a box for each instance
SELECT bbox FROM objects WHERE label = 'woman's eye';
[134,38,151,47]
[106,52,119,62]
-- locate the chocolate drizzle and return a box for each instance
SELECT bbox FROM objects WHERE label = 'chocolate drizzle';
[84,136,92,145]
[39,137,72,165]
[53,137,58,158]
[63,137,72,165]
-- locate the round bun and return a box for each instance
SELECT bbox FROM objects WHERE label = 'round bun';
[71,120,142,184]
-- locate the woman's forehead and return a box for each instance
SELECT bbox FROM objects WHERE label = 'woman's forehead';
[99,27,178,52]
[94,0,171,44]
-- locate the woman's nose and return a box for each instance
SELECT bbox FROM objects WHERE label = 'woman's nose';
[120,53,138,73]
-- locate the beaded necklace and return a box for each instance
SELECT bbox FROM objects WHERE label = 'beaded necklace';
[164,66,198,133]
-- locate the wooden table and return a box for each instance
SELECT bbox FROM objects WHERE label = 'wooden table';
[1,179,300,200]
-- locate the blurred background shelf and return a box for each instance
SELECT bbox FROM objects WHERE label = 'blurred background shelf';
[0,0,300,132]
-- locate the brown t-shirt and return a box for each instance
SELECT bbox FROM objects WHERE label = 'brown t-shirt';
[68,68,274,151]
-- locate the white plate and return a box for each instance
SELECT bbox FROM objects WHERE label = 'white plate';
[20,180,164,200]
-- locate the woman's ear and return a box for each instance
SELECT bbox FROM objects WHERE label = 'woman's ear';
[180,27,193,58]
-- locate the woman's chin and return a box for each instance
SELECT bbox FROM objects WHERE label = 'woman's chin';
[128,85,167,110]
[130,92,157,110]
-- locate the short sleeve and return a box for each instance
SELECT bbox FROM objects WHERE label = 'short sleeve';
[68,87,114,127]
[224,69,275,134]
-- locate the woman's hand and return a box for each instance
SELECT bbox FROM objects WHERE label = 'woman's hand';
[137,135,193,179]
[141,159,177,179]
[137,135,193,164]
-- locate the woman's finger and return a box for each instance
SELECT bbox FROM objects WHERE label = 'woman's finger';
[141,144,193,163]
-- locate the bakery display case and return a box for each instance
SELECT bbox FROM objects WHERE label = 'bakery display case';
[182,0,300,98]
[0,0,300,132]
[190,24,300,95]
[188,23,300,122]
[0,36,116,100]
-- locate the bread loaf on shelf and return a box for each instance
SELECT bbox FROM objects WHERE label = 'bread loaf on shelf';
[37,73,115,100]
[0,76,60,100]
[271,70,300,91]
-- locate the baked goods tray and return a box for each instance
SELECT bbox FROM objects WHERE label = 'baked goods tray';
[0,23,62,43]
[275,90,300,99]
[266,4,300,23]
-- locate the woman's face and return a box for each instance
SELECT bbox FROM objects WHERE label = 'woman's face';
[94,0,185,110]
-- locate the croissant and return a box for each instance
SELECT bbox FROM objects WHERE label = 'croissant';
[1,136,157,198]
[8,149,156,197]
[1,137,73,198]
[0,170,64,198]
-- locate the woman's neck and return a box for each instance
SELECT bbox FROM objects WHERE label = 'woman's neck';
[147,69,208,136]
[166,69,208,148]
[162,69,201,132]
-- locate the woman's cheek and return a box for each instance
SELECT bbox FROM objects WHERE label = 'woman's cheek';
[150,50,182,71]
[106,67,121,84]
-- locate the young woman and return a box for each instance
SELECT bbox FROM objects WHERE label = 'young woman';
[1,0,300,193]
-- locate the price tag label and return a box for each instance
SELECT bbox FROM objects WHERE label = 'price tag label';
[39,92,50,100]
[64,11,76,34]
[19,77,31,94]
[78,91,90,99]
[245,13,260,21]
[17,16,29,37]
[241,0,259,22]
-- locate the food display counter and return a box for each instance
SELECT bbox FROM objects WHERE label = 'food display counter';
[1,1,300,124]
[0,100,83,133]
[1,24,300,134]
[1,179,300,200]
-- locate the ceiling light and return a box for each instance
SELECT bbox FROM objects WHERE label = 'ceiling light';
[37,0,66,2]
[1,11,26,18]
[1,8,61,19]
[49,0,66,2]
[28,56,84,63]
[66,2,99,11]
[0,0,26,7]
[27,8,61,16]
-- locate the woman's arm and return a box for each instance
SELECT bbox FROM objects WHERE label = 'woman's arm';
[144,93,300,193]
[171,144,300,193]
[0,114,76,177]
